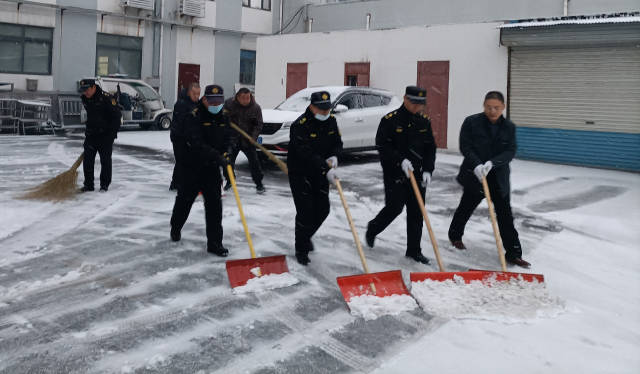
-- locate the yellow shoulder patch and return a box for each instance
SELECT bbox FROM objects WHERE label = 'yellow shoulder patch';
[310,133,317,138]
[191,108,198,116]
[300,117,307,124]
[384,111,397,119]
[111,98,117,106]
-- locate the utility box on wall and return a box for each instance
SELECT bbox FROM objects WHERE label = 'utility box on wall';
[26,79,38,92]
[180,0,206,18]
[121,0,155,11]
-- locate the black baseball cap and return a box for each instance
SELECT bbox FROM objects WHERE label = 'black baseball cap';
[310,91,332,110]
[204,84,224,105]
[79,79,96,91]
[405,86,427,104]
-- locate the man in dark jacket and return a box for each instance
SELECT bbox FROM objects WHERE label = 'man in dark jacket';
[287,91,343,265]
[170,83,201,191]
[223,88,265,194]
[79,79,122,192]
[448,91,530,268]
[169,84,234,256]
[365,86,437,265]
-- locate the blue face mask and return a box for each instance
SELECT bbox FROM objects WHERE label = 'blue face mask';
[315,113,330,122]
[208,104,223,114]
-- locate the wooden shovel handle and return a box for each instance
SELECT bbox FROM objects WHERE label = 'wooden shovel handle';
[229,122,288,175]
[408,172,446,272]
[481,176,508,272]
[335,179,370,274]
[227,164,257,259]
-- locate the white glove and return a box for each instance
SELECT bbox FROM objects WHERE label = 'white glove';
[473,164,484,181]
[483,160,493,176]
[326,168,338,185]
[422,172,431,187]
[401,159,414,177]
[326,156,338,168]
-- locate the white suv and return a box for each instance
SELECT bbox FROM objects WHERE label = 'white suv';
[259,86,401,155]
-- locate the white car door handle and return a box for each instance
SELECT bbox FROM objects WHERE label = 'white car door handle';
[355,118,364,122]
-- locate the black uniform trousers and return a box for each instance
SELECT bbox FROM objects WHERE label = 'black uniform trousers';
[171,139,187,189]
[367,173,426,257]
[224,143,263,187]
[289,173,330,254]
[83,136,114,189]
[448,178,522,260]
[170,166,223,249]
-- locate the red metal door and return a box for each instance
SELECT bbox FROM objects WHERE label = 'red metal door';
[417,61,449,148]
[345,62,370,86]
[286,63,308,98]
[178,63,200,96]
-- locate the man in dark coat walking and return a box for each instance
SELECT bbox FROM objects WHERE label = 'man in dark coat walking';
[287,91,343,265]
[365,86,437,265]
[170,83,200,191]
[170,84,234,256]
[223,87,265,194]
[79,79,122,192]
[448,91,531,268]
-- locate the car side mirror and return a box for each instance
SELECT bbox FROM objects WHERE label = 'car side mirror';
[333,104,348,114]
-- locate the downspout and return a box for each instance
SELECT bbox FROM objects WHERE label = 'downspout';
[279,0,284,34]
[563,0,569,16]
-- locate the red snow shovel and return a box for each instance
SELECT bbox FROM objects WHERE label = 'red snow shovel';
[224,164,289,288]
[333,177,411,303]
[410,175,544,284]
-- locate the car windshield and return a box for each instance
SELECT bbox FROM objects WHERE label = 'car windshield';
[129,82,160,100]
[276,87,344,112]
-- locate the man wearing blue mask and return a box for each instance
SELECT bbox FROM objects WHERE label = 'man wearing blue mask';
[287,91,343,265]
[365,86,437,265]
[169,84,234,256]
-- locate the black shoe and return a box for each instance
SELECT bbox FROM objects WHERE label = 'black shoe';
[170,227,181,242]
[450,239,466,250]
[256,184,266,194]
[365,224,375,248]
[80,186,94,192]
[295,251,310,266]
[207,244,229,257]
[506,257,531,269]
[406,253,430,265]
[99,186,108,193]
[223,182,232,191]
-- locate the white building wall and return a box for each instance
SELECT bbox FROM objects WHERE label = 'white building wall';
[241,7,272,34]
[256,23,508,150]
[175,28,216,89]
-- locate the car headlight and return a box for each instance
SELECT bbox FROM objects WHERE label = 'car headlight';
[281,121,292,130]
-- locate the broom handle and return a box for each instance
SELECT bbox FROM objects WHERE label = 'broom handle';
[481,176,508,272]
[408,172,446,272]
[229,122,288,175]
[335,178,376,295]
[227,164,257,259]
[71,152,85,170]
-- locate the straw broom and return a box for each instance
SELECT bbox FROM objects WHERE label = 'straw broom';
[19,153,84,202]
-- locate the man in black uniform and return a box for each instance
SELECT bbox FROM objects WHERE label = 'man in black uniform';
[170,82,201,191]
[287,91,343,265]
[169,84,233,256]
[448,91,530,268]
[365,86,436,265]
[79,79,122,192]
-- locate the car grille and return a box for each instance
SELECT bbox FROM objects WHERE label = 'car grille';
[261,122,282,135]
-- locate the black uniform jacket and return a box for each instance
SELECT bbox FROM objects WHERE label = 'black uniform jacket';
[457,112,517,196]
[376,104,436,181]
[81,86,121,139]
[287,107,343,177]
[182,102,234,170]
[171,88,198,141]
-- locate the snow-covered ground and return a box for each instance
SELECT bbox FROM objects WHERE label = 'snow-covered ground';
[1,133,638,373]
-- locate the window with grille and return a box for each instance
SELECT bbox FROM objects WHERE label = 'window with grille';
[96,33,143,79]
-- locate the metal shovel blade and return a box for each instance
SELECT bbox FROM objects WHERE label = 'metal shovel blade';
[226,255,289,288]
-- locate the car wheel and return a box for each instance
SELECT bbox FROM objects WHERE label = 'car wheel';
[156,115,171,131]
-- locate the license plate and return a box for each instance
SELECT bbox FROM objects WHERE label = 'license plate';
[257,136,263,144]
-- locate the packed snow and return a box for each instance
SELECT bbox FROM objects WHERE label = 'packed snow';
[410,275,565,321]
[232,272,300,294]
[347,294,418,320]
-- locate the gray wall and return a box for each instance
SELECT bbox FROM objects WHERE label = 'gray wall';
[214,0,242,96]
[53,0,98,92]
[278,0,640,34]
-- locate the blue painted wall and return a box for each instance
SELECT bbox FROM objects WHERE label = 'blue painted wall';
[516,127,640,172]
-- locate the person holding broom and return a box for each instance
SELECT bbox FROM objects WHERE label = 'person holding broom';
[169,84,235,257]
[447,91,530,268]
[287,91,343,266]
[365,86,436,265]
[79,79,122,192]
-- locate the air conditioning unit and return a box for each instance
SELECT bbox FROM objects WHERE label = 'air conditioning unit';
[180,0,206,18]
[121,0,155,11]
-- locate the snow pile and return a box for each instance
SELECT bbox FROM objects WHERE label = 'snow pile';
[232,272,300,294]
[411,275,565,321]
[347,294,418,320]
